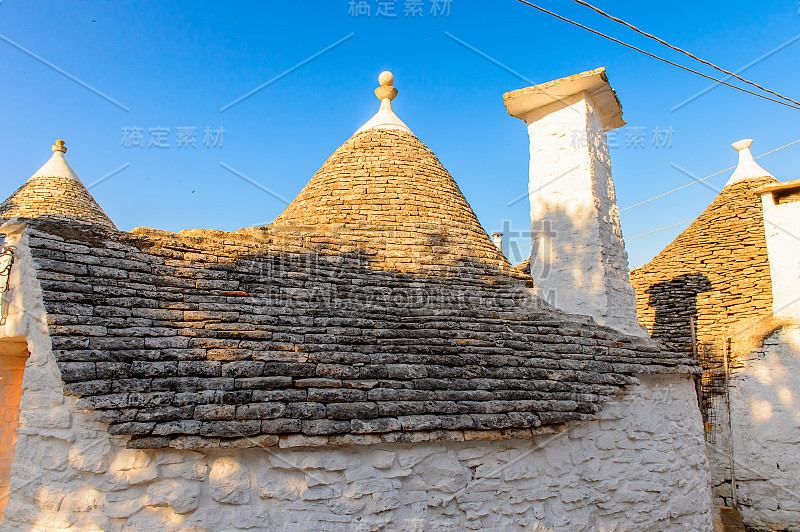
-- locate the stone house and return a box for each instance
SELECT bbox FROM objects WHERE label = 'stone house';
[0,70,712,530]
[630,139,800,530]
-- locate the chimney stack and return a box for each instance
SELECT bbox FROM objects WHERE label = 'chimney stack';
[491,232,503,251]
[504,68,645,336]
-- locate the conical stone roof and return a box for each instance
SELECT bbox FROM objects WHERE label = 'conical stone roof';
[271,73,519,279]
[631,140,776,352]
[0,140,116,229]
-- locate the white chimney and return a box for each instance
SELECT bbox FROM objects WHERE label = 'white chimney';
[503,68,645,337]
[750,139,800,319]
[491,232,503,251]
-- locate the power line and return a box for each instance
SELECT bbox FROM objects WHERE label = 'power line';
[512,0,800,110]
[571,0,800,108]
[620,138,800,212]
[505,137,800,250]
[505,240,533,254]
[624,219,694,241]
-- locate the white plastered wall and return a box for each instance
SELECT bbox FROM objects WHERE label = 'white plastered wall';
[730,326,800,529]
[761,191,800,319]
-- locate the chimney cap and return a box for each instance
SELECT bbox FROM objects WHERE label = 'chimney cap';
[503,67,625,131]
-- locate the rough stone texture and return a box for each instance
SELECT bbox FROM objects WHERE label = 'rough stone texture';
[0,90,713,529]
[3,220,698,447]
[515,92,643,337]
[1,331,714,532]
[630,177,775,354]
[729,325,800,531]
[0,340,26,529]
[629,177,776,506]
[272,129,517,278]
[0,175,116,230]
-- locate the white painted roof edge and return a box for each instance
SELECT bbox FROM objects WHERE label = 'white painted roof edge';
[355,98,412,135]
[30,141,82,182]
[726,139,774,186]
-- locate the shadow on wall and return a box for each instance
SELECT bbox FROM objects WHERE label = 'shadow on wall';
[530,206,592,313]
[646,273,713,352]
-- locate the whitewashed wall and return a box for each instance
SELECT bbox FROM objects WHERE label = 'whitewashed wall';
[730,325,800,529]
[761,190,800,320]
[0,225,713,531]
[525,94,642,337]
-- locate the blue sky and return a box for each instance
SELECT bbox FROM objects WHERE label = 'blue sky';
[1,0,798,267]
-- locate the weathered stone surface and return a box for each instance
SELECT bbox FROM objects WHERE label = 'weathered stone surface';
[209,457,250,505]
[12,130,696,450]
[147,478,202,514]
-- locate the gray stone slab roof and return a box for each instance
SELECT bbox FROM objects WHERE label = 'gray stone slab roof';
[20,219,699,449]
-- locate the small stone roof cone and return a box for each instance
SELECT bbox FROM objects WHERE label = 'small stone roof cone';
[355,71,412,134]
[0,139,117,229]
[726,139,774,187]
[273,72,518,277]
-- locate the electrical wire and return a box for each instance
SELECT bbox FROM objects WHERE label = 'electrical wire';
[571,0,800,108]
[513,0,800,110]
[624,219,694,241]
[620,138,800,212]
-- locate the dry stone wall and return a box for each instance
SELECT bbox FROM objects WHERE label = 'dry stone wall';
[2,328,713,532]
[0,177,115,230]
[11,221,697,448]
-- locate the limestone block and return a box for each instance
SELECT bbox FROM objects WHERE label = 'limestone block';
[20,407,72,430]
[146,478,201,514]
[419,452,467,493]
[257,468,306,501]
[108,449,158,486]
[209,456,250,504]
[62,487,103,512]
[159,459,209,481]
[125,506,184,532]
[372,490,401,512]
[104,488,147,519]
[369,450,396,470]
[68,438,111,473]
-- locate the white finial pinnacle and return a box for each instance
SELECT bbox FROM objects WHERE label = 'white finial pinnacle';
[30,138,81,182]
[355,70,411,135]
[726,138,773,186]
[379,71,394,87]
[375,71,398,102]
[52,139,67,153]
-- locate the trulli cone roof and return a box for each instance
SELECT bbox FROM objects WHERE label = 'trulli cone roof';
[0,140,116,229]
[630,139,777,351]
[272,72,518,278]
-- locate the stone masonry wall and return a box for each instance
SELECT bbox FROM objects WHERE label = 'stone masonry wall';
[0,342,26,528]
[630,177,775,507]
[12,221,696,448]
[729,325,800,531]
[2,347,713,532]
[0,222,713,530]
